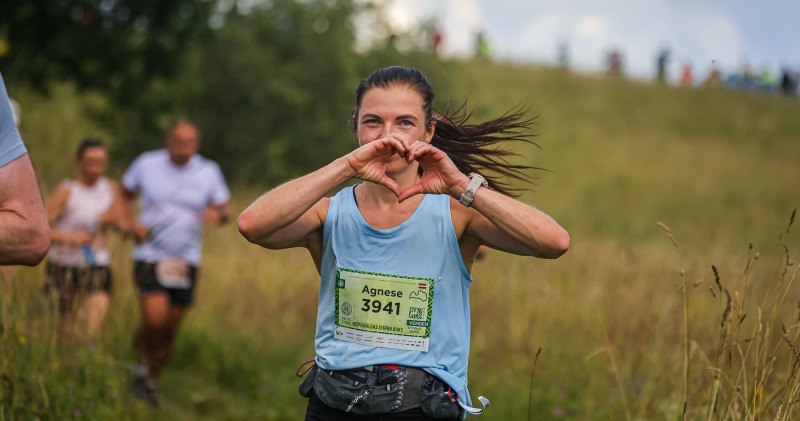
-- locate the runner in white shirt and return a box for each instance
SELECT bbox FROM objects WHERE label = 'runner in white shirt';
[45,138,121,340]
[120,119,230,407]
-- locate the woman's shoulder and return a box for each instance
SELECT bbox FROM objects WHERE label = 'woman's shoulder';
[98,176,119,193]
[327,184,356,207]
[57,178,77,192]
[332,184,357,197]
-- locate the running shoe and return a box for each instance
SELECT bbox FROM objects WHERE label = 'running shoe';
[131,374,160,408]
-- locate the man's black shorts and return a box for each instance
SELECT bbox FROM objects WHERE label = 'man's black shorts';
[133,261,199,307]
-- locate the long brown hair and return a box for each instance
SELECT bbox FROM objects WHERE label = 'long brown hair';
[352,66,538,196]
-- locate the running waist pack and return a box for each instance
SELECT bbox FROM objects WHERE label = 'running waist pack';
[299,364,462,418]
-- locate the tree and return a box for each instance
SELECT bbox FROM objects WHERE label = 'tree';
[101,0,360,185]
[3,0,452,185]
[0,0,217,102]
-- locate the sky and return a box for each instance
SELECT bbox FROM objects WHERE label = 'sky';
[378,0,799,84]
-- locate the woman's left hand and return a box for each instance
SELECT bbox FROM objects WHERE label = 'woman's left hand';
[397,142,470,202]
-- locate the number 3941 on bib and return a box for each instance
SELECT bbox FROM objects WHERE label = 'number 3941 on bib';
[334,267,434,352]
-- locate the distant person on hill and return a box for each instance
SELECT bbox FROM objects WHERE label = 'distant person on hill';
[705,62,722,87]
[680,62,694,86]
[239,66,569,420]
[557,39,570,70]
[606,49,623,76]
[760,66,777,91]
[780,66,798,96]
[0,72,50,266]
[656,46,670,83]
[475,30,490,59]
[431,26,443,57]
[120,119,230,407]
[44,138,122,340]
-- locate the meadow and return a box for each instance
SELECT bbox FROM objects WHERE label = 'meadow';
[2,60,800,420]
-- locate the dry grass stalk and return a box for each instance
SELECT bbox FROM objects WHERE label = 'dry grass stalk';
[657,221,690,420]
[527,347,543,421]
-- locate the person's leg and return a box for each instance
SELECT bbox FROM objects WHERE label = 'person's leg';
[134,292,172,380]
[79,267,113,338]
[1,266,15,289]
[0,266,13,339]
[81,291,109,337]
[57,307,75,341]
[131,291,171,407]
[146,305,185,380]
[49,265,77,342]
[143,264,198,380]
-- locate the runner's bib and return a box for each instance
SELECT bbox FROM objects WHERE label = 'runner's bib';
[334,268,434,352]
[155,258,191,289]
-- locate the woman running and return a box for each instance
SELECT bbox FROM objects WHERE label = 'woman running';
[238,66,569,420]
[45,137,121,340]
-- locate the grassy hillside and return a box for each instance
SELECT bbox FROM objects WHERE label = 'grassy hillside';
[2,60,799,420]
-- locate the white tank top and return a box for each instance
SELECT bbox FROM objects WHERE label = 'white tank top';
[48,177,114,267]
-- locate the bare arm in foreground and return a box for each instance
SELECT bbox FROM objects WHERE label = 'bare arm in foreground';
[0,154,50,265]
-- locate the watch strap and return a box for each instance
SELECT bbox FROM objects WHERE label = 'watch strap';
[459,173,487,207]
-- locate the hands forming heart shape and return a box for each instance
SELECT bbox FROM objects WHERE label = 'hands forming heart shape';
[344,136,468,203]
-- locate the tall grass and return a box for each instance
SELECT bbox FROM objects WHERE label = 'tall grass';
[658,211,800,421]
[2,60,799,419]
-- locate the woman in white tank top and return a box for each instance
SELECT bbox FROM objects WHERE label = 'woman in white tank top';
[45,138,122,340]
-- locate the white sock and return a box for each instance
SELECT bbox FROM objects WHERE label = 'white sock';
[133,363,149,377]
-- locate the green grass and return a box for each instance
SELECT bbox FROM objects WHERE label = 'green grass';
[3,60,800,420]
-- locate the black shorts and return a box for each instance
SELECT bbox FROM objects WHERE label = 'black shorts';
[44,262,113,313]
[133,261,199,307]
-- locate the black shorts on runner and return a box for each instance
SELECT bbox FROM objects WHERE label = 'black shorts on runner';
[44,261,113,313]
[133,261,199,307]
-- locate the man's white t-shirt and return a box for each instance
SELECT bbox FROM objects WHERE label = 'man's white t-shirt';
[122,149,230,265]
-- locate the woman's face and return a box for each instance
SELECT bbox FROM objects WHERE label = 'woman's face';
[77,146,107,182]
[356,84,435,170]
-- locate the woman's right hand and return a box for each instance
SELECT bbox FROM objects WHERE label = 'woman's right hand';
[128,223,150,243]
[65,231,93,246]
[343,136,410,196]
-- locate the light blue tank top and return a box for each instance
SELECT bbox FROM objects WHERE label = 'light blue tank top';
[315,185,475,406]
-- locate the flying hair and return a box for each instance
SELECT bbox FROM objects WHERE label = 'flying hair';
[352,66,540,196]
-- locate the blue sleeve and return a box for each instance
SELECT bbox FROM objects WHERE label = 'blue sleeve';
[0,73,26,168]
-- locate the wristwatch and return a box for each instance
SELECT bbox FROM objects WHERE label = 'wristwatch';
[459,173,488,207]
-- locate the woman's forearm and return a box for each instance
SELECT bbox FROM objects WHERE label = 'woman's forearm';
[238,157,354,246]
[469,187,570,259]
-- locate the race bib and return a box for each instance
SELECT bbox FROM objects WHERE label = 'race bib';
[334,267,434,352]
[155,258,191,289]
